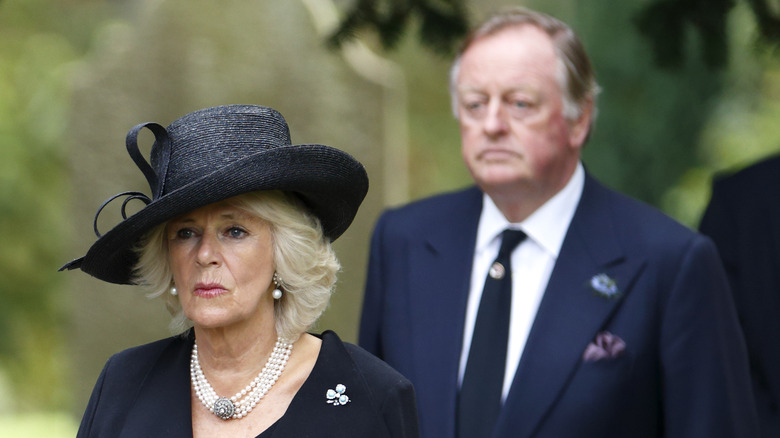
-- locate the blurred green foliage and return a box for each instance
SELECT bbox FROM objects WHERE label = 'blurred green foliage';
[551,0,724,210]
[333,0,780,69]
[0,412,78,437]
[663,4,780,225]
[0,0,108,411]
[328,0,470,55]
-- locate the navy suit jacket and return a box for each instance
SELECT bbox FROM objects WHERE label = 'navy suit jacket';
[360,173,758,438]
[700,155,780,437]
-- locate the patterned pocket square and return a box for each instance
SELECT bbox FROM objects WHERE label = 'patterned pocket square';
[582,331,626,361]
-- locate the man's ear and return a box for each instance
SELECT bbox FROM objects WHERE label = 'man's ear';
[569,98,594,149]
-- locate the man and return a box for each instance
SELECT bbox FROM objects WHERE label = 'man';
[700,155,780,438]
[359,7,758,438]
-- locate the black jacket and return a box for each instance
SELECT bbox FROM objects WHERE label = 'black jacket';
[700,155,780,438]
[78,330,419,437]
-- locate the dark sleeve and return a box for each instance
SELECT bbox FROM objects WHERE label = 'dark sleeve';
[76,356,112,438]
[660,235,759,437]
[344,342,420,438]
[74,337,189,438]
[379,375,420,438]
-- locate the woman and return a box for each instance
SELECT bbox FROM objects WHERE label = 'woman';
[61,104,419,437]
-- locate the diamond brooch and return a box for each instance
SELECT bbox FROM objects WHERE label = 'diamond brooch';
[326,383,350,406]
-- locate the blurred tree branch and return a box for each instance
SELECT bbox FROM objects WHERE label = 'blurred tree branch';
[329,0,780,67]
[745,0,780,41]
[635,0,735,68]
[327,0,469,55]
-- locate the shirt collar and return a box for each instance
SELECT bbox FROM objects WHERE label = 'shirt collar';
[476,162,585,258]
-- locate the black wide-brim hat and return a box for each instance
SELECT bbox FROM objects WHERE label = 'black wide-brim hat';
[60,104,369,285]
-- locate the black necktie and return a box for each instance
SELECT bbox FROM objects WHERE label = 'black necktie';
[458,229,527,438]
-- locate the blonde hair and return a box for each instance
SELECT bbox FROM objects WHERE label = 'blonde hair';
[132,191,340,340]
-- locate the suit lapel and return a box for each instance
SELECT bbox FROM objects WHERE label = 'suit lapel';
[408,187,483,437]
[496,176,645,438]
[270,332,394,437]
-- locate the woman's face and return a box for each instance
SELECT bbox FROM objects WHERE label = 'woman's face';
[166,199,276,331]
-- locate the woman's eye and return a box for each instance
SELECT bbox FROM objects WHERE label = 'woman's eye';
[227,227,247,238]
[176,228,194,239]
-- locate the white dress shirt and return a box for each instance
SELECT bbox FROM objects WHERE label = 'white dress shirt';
[458,163,585,399]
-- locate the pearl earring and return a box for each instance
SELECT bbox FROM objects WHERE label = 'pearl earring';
[272,273,283,300]
[170,285,178,296]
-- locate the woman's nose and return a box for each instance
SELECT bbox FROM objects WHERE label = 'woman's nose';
[195,233,222,266]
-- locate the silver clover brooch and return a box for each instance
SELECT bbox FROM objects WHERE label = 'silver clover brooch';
[590,273,620,299]
[326,383,350,406]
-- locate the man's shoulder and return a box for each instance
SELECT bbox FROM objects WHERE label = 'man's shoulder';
[380,186,481,222]
[583,176,699,244]
[713,154,780,193]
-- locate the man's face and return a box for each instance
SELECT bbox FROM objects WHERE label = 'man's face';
[456,25,589,203]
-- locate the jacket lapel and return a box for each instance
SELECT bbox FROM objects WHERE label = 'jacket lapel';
[270,331,407,437]
[408,187,483,437]
[495,175,645,438]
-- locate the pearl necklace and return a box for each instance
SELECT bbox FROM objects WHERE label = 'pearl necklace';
[190,337,293,420]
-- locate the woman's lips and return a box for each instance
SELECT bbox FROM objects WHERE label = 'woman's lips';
[193,283,228,298]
